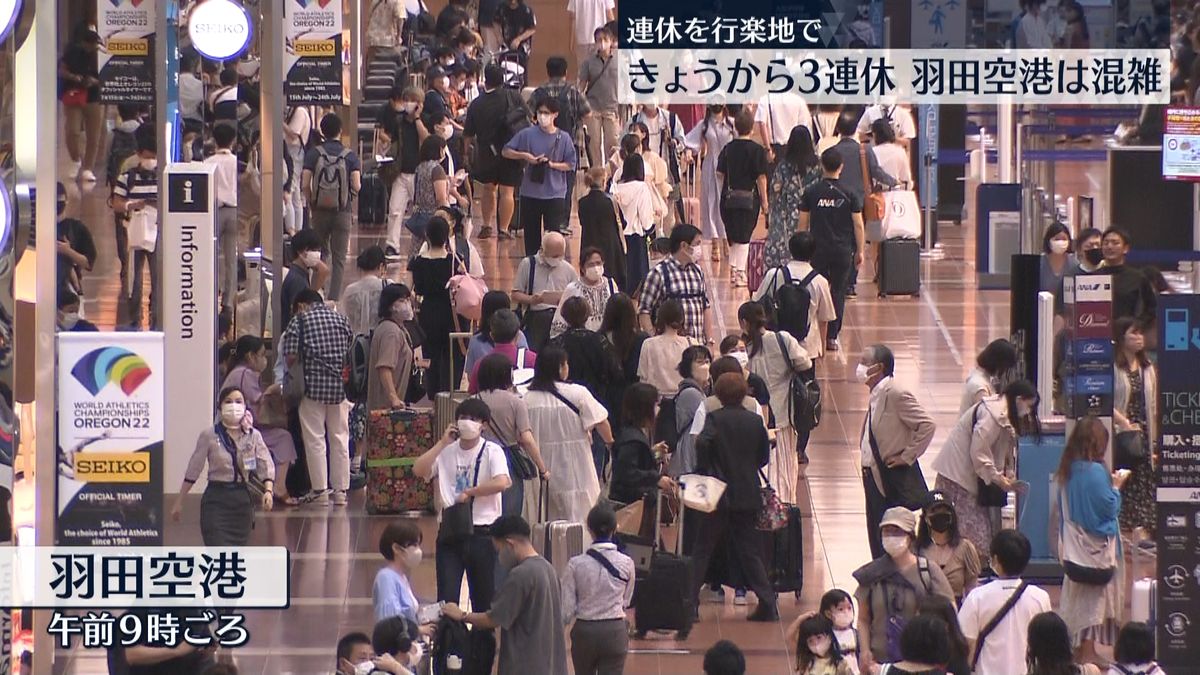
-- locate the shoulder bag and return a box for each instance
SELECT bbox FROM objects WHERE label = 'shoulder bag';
[859,145,885,222]
[437,443,486,544]
[755,468,789,530]
[216,425,268,503]
[481,403,538,481]
[282,315,307,408]
[969,581,1029,669]
[1056,483,1118,585]
[1113,367,1148,470]
[868,415,932,510]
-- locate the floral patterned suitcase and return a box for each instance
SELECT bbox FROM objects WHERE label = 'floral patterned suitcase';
[365,409,437,513]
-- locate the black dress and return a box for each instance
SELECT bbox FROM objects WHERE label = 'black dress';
[578,189,627,291]
[550,328,624,410]
[410,255,459,395]
[715,138,769,244]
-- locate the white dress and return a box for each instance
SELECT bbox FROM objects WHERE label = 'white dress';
[523,382,608,524]
[684,117,736,240]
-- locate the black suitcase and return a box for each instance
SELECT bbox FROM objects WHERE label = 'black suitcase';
[633,492,695,639]
[878,237,920,297]
[761,504,803,598]
[358,170,389,229]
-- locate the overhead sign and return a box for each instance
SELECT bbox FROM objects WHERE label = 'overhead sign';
[188,0,253,62]
[1163,107,1200,182]
[1156,295,1200,669]
[56,333,165,546]
[0,0,21,45]
[162,163,218,494]
[97,0,156,103]
[284,0,344,105]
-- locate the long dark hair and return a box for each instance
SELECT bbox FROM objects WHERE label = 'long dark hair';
[1003,379,1042,439]
[622,382,658,429]
[1113,316,1151,369]
[477,291,513,342]
[783,125,819,175]
[1055,415,1108,484]
[232,335,265,367]
[738,302,768,358]
[795,615,844,673]
[915,494,963,549]
[917,596,969,669]
[600,293,639,361]
[529,347,568,392]
[1026,612,1077,675]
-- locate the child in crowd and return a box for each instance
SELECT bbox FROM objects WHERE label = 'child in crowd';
[790,589,861,674]
[372,520,423,625]
[794,615,856,675]
[1107,622,1166,675]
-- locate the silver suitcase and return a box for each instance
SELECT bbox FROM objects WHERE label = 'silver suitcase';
[530,480,586,581]
[433,331,473,432]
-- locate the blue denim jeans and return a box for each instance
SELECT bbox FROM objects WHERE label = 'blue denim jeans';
[435,529,497,611]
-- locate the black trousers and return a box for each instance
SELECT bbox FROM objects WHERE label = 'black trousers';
[863,468,887,560]
[689,507,776,609]
[521,195,566,257]
[813,249,854,340]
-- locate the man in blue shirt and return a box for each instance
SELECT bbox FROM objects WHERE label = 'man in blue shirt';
[503,98,578,256]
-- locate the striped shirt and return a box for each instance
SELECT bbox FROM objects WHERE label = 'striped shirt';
[112,163,159,206]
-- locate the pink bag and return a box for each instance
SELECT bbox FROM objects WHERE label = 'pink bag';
[447,250,487,322]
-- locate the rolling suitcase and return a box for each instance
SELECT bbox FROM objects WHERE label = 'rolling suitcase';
[878,237,920,297]
[365,408,437,514]
[434,331,473,431]
[530,479,586,581]
[633,491,695,639]
[1131,577,1156,624]
[358,169,389,229]
[680,163,701,226]
[761,504,803,597]
[747,240,767,292]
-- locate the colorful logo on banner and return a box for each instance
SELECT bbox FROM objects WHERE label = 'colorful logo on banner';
[295,0,334,7]
[70,347,152,396]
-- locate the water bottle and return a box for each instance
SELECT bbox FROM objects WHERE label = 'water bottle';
[446,655,463,674]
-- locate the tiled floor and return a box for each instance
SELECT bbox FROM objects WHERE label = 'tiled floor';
[44,101,1157,672]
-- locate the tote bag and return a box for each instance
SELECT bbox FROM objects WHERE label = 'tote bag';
[678,474,726,513]
[1057,483,1118,585]
[882,190,922,240]
[128,206,159,252]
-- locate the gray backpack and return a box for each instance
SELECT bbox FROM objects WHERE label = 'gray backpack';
[312,146,351,211]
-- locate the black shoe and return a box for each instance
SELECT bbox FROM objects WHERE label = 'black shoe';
[746,602,779,622]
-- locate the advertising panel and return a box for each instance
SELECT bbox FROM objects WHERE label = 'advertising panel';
[284,0,343,105]
[97,0,156,103]
[56,332,164,546]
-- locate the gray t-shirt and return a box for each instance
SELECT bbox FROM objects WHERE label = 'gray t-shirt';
[488,555,567,675]
[477,389,531,448]
[579,53,618,113]
[513,254,579,311]
[367,319,413,411]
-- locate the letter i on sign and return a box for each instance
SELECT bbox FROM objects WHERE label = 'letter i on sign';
[182,180,193,205]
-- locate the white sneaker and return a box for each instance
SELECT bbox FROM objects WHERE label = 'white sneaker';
[67,161,81,179]
[302,490,330,506]
[331,490,348,506]
[79,169,96,183]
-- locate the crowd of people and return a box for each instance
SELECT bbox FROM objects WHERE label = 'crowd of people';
[46,2,1176,674]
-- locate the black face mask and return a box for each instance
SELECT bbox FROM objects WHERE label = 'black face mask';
[927,513,953,533]
[1083,248,1103,266]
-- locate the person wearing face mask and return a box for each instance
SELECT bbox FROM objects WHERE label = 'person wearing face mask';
[336,632,376,675]
[379,86,429,258]
[638,224,715,344]
[716,109,771,288]
[110,123,161,330]
[794,615,856,675]
[171,386,276,545]
[960,338,1019,414]
[222,336,299,505]
[442,515,568,675]
[852,507,955,673]
[340,246,392,336]
[414,398,512,613]
[612,154,668,293]
[56,288,97,333]
[372,519,429,626]
[367,284,416,412]
[279,229,330,333]
[422,66,457,132]
[511,232,578,351]
[1040,222,1075,293]
[550,248,618,337]
[503,99,578,253]
[684,105,736,260]
[915,493,981,604]
[579,26,620,169]
[1111,317,1157,553]
[932,379,1040,565]
[857,344,936,559]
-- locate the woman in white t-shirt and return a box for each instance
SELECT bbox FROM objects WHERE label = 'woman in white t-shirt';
[523,346,614,525]
[636,299,696,396]
[413,398,512,612]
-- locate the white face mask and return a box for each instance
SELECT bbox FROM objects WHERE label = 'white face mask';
[809,635,832,657]
[584,264,604,282]
[58,312,80,330]
[220,402,246,427]
[882,535,910,558]
[395,301,414,322]
[1049,239,1070,254]
[855,363,873,384]
[832,608,855,629]
[402,545,423,568]
[538,113,555,128]
[693,363,711,383]
[303,251,322,268]
[437,125,454,140]
[354,662,375,675]
[731,351,749,368]
[543,255,563,268]
[456,418,482,441]
[402,101,417,114]
[141,158,157,170]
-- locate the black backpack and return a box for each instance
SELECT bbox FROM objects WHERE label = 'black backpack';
[432,617,495,675]
[343,330,373,403]
[653,380,702,452]
[764,266,818,345]
[775,332,821,431]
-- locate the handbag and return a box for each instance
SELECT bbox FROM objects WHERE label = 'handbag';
[868,421,932,510]
[282,315,307,408]
[437,444,486,544]
[1113,430,1146,470]
[62,87,88,107]
[969,403,1010,508]
[448,250,488,322]
[404,209,433,239]
[128,206,159,252]
[724,188,756,211]
[756,469,789,531]
[678,474,727,513]
[240,368,287,429]
[881,189,921,240]
[1056,484,1117,585]
[483,409,538,481]
[858,146,885,223]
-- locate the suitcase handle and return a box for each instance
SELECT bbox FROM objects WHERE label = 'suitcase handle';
[653,488,682,556]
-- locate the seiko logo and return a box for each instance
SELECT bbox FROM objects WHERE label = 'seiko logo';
[192,22,247,33]
[1078,313,1108,328]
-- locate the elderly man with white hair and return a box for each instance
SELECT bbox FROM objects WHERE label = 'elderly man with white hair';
[512,232,579,351]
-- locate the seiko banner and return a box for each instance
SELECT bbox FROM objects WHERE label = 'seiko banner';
[163,163,217,493]
[56,332,165,546]
[284,0,344,105]
[97,0,156,103]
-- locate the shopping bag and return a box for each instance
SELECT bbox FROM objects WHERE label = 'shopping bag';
[882,190,921,240]
[128,205,159,252]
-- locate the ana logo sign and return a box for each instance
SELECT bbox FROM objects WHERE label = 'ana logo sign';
[70,347,152,396]
[188,0,253,61]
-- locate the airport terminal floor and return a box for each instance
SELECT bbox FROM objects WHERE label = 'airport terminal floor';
[48,148,1158,673]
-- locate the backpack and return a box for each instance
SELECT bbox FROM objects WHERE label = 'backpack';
[878,557,933,663]
[763,266,818,345]
[312,145,352,211]
[106,128,138,189]
[432,617,496,675]
[499,90,531,145]
[652,380,702,452]
[342,330,373,403]
[775,331,822,431]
